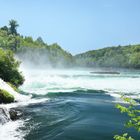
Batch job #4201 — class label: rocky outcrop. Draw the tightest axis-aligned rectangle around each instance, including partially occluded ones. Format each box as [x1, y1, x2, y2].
[9, 109, 22, 120]
[0, 107, 22, 125]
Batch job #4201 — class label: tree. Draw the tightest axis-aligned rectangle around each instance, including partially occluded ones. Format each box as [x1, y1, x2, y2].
[9, 19, 19, 35]
[1, 26, 9, 32]
[24, 36, 33, 43]
[36, 37, 44, 44]
[0, 48, 24, 87]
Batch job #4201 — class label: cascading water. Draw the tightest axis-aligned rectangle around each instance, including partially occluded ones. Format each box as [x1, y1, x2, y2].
[0, 107, 10, 125]
[0, 78, 29, 102]
[0, 76, 49, 140]
[0, 78, 26, 125]
[0, 78, 31, 140]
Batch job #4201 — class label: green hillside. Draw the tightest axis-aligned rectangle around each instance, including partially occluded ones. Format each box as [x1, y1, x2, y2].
[75, 45, 140, 68]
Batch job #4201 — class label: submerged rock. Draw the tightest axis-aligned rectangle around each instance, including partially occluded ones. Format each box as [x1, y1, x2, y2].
[90, 71, 120, 74]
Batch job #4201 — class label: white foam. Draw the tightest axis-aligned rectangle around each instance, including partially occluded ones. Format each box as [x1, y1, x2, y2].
[0, 120, 25, 140]
[1, 98, 49, 109]
[20, 69, 140, 97]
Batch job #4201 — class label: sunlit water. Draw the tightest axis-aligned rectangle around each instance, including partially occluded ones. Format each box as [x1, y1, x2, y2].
[1, 68, 140, 140]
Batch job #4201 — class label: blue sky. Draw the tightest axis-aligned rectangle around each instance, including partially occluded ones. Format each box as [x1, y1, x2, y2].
[0, 0, 140, 54]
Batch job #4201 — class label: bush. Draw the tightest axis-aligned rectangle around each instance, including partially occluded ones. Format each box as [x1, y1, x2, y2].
[114, 96, 140, 140]
[0, 48, 24, 87]
[0, 89, 14, 103]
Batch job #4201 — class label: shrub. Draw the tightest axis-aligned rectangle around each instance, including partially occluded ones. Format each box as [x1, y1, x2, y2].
[0, 89, 14, 103]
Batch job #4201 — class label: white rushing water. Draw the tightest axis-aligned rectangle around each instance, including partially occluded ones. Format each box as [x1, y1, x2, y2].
[0, 120, 25, 140]
[0, 78, 26, 140]
[20, 68, 140, 98]
[0, 78, 29, 102]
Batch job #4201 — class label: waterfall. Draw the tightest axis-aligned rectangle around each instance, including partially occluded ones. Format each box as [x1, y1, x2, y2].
[0, 107, 11, 125]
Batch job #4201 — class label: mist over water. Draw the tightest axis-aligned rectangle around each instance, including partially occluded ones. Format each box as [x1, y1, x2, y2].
[16, 48, 53, 69]
[1, 61, 140, 140]
[16, 46, 73, 69]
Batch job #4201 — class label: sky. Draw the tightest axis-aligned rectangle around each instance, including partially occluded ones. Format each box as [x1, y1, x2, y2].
[0, 0, 140, 54]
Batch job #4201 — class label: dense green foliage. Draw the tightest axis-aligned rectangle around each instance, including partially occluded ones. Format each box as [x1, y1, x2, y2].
[75, 45, 140, 68]
[114, 96, 140, 140]
[0, 20, 74, 68]
[114, 133, 134, 140]
[0, 48, 24, 87]
[0, 89, 14, 103]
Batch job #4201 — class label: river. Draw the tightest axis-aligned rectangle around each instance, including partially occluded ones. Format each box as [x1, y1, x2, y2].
[1, 68, 140, 140]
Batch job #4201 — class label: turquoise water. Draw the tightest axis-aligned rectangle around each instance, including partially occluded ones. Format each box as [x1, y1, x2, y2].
[3, 69, 140, 140]
[21, 91, 140, 140]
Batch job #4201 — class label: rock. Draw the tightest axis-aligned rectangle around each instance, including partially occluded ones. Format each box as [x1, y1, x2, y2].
[90, 71, 120, 74]
[9, 109, 22, 120]
[9, 109, 18, 120]
[0, 89, 14, 104]
[0, 107, 22, 124]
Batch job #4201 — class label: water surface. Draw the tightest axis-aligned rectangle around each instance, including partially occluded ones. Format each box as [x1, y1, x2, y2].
[2, 68, 140, 140]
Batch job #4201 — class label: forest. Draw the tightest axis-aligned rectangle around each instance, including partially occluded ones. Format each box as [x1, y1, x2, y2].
[75, 44, 140, 68]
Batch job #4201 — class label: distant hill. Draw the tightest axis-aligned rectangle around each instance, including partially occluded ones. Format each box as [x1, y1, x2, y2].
[75, 45, 140, 68]
[0, 23, 74, 68]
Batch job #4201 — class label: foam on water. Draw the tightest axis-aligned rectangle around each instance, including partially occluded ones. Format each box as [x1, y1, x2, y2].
[0, 120, 25, 140]
[20, 69, 140, 97]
